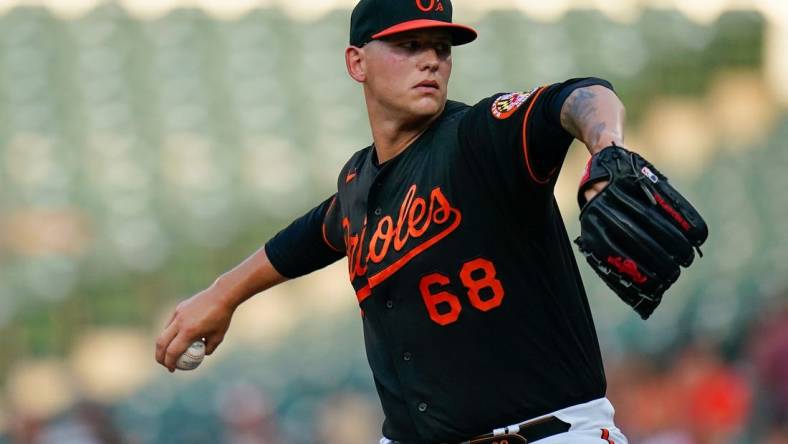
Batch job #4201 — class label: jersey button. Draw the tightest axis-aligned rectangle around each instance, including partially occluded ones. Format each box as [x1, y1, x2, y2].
[403, 352, 412, 361]
[386, 300, 394, 309]
[374, 208, 382, 216]
[418, 402, 428, 412]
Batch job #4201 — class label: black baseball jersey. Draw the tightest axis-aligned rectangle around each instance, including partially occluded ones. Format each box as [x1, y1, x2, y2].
[266, 77, 613, 443]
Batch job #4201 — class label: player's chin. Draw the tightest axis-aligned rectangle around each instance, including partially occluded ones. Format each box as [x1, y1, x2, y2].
[410, 95, 445, 116]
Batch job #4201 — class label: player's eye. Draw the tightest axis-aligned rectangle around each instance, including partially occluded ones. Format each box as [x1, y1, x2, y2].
[399, 40, 422, 51]
[393, 39, 451, 57]
[434, 42, 451, 56]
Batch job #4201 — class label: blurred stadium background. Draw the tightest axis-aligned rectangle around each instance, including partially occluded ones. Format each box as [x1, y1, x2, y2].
[0, 0, 787, 443]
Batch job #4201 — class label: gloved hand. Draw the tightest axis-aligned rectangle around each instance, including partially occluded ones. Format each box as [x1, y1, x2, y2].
[575, 145, 709, 319]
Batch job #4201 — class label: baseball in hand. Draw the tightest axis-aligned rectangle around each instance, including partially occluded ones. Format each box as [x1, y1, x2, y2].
[176, 340, 206, 370]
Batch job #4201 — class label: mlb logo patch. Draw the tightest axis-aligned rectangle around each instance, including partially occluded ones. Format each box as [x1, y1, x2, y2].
[641, 166, 659, 183]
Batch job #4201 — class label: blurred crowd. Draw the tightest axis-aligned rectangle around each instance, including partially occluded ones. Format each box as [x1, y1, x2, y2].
[608, 298, 788, 444]
[0, 4, 782, 444]
[4, 389, 381, 444]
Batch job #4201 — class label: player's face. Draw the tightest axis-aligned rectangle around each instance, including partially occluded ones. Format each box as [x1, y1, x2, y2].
[362, 29, 452, 120]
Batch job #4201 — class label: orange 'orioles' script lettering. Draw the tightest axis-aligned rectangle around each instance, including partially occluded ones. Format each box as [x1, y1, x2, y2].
[345, 185, 462, 300]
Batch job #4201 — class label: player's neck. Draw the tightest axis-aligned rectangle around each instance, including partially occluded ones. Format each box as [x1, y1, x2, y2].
[367, 106, 441, 164]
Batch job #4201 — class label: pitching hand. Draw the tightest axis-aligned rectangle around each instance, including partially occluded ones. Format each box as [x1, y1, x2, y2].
[155, 284, 235, 372]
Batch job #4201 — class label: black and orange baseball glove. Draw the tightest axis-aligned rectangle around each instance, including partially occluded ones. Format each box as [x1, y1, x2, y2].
[575, 145, 708, 319]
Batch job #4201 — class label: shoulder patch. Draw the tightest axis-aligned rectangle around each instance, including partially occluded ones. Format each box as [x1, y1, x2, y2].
[491, 89, 536, 120]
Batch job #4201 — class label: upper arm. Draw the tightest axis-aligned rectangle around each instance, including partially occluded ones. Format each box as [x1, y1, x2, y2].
[264, 194, 346, 279]
[559, 83, 623, 154]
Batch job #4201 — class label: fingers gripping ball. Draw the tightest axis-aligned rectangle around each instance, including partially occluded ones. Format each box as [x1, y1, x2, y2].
[176, 340, 206, 370]
[575, 145, 708, 319]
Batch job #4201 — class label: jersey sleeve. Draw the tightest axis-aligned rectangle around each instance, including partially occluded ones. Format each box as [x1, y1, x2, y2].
[458, 77, 614, 188]
[264, 194, 346, 279]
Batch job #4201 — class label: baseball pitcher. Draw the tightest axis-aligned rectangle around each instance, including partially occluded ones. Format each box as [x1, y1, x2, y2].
[156, 1, 708, 442]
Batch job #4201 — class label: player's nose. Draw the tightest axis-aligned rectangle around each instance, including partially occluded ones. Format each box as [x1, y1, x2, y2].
[419, 48, 440, 72]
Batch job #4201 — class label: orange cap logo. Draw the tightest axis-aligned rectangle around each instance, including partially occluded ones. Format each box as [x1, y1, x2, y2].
[416, 0, 444, 12]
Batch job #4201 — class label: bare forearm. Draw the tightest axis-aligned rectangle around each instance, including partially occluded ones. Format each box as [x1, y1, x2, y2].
[155, 245, 288, 369]
[560, 85, 625, 154]
[212, 246, 288, 310]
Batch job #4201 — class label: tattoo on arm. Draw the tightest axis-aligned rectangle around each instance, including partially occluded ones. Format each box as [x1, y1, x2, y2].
[560, 88, 597, 137]
[560, 85, 625, 153]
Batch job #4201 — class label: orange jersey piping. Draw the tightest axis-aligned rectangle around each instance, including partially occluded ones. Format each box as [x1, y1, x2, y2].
[521, 86, 556, 185]
[322, 196, 344, 253]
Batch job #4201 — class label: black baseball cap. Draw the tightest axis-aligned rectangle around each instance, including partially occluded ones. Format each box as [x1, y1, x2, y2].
[350, 0, 478, 47]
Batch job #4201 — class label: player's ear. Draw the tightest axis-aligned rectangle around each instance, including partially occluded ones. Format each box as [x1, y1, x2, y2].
[345, 46, 366, 83]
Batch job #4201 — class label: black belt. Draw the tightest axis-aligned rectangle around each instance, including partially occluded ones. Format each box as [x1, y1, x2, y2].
[461, 416, 571, 444]
[392, 416, 571, 444]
